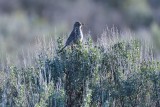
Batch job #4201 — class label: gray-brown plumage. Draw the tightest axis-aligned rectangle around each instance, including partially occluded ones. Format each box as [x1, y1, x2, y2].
[59, 22, 83, 53]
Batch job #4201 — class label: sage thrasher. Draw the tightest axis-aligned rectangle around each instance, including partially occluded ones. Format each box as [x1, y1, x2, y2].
[59, 22, 83, 52]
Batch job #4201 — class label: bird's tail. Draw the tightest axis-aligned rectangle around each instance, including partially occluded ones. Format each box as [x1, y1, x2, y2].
[58, 45, 66, 53]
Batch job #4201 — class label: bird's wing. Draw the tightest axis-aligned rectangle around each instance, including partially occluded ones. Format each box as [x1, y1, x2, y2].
[65, 31, 76, 46]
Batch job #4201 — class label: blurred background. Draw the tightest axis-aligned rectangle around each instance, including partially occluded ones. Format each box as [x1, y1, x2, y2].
[0, 0, 160, 66]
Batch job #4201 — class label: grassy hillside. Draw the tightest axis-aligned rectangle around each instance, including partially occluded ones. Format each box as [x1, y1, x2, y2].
[0, 30, 160, 107]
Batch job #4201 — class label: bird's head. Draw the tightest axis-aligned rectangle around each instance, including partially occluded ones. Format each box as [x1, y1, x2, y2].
[74, 22, 84, 28]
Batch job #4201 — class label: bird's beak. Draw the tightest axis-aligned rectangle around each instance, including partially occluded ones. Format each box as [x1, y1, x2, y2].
[81, 23, 84, 26]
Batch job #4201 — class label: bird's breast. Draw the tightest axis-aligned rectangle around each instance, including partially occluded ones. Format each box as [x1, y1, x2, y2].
[74, 27, 83, 42]
[80, 30, 83, 42]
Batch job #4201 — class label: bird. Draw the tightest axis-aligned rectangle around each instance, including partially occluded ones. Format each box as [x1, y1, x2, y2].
[59, 21, 84, 53]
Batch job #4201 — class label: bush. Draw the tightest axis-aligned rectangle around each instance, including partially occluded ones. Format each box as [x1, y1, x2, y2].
[0, 34, 160, 107]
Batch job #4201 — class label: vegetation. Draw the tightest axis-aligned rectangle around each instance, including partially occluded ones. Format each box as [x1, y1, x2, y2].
[0, 30, 160, 107]
[0, 0, 160, 106]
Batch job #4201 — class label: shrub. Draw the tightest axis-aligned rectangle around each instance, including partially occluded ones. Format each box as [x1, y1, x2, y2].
[0, 33, 160, 107]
